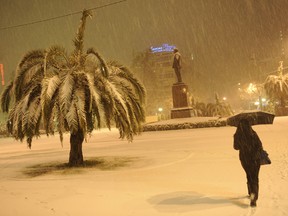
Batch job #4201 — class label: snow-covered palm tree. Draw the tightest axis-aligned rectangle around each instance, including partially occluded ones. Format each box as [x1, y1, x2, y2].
[264, 61, 288, 107]
[0, 10, 146, 166]
[206, 93, 233, 117]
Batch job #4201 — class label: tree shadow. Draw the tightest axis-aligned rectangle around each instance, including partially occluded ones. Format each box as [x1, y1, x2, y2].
[148, 191, 248, 213]
[22, 156, 138, 177]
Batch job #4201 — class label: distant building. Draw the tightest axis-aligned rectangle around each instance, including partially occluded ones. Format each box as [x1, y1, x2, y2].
[132, 44, 194, 119]
[150, 44, 176, 92]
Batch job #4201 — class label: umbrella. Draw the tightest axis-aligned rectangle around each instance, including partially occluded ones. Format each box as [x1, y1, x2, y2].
[227, 110, 275, 127]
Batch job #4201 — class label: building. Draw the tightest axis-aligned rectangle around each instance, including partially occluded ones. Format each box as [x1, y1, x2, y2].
[132, 44, 193, 119]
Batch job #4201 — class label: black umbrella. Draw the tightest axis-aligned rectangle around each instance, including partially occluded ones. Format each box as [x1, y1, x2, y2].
[227, 110, 275, 127]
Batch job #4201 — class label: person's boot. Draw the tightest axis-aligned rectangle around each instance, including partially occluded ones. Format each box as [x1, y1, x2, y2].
[250, 193, 257, 207]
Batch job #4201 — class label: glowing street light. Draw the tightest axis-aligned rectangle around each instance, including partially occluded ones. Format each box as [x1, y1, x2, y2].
[246, 83, 256, 94]
[157, 107, 163, 121]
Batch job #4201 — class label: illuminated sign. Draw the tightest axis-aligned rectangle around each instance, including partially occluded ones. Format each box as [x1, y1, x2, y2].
[0, 64, 4, 86]
[150, 44, 176, 53]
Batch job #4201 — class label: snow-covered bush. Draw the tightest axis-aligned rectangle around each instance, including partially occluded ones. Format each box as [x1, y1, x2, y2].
[143, 119, 227, 132]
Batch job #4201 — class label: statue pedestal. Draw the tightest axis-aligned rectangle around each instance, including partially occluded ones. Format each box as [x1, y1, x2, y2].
[171, 82, 193, 119]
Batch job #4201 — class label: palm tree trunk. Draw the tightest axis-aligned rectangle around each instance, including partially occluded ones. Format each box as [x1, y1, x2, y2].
[69, 130, 84, 166]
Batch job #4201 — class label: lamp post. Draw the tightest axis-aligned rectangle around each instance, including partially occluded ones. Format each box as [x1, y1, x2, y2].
[158, 107, 163, 121]
[246, 83, 264, 110]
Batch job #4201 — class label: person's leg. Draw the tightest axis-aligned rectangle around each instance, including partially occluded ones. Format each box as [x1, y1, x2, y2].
[249, 164, 260, 206]
[242, 163, 252, 196]
[247, 182, 251, 196]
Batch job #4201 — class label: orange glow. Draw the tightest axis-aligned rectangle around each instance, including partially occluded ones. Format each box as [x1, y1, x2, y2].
[0, 64, 4, 85]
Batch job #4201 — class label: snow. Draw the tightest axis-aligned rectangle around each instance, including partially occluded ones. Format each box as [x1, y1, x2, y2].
[146, 116, 221, 125]
[0, 116, 288, 216]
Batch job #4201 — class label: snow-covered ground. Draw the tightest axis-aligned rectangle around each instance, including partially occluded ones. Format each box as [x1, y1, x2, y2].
[0, 116, 287, 216]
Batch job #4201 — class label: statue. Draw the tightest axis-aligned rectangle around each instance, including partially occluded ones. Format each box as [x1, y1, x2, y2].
[172, 48, 182, 83]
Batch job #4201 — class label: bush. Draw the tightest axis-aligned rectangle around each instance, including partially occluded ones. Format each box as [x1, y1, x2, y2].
[0, 122, 9, 137]
[143, 119, 227, 132]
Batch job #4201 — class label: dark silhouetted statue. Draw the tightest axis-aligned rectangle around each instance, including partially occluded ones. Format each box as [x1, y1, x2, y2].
[172, 48, 182, 83]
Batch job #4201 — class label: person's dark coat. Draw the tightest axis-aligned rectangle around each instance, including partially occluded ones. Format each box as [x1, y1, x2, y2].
[234, 127, 263, 165]
[233, 119, 263, 207]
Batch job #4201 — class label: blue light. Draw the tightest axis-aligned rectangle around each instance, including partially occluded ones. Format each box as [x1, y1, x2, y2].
[150, 44, 176, 53]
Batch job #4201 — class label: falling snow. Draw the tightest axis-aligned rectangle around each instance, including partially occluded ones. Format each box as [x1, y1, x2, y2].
[1, 0, 288, 103]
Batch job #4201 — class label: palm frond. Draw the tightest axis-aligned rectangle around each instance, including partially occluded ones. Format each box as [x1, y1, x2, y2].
[108, 61, 146, 103]
[41, 75, 61, 134]
[6, 105, 15, 134]
[108, 83, 145, 141]
[29, 97, 42, 134]
[127, 93, 145, 122]
[10, 99, 26, 142]
[20, 94, 30, 131]
[1, 80, 14, 112]
[72, 9, 92, 67]
[41, 75, 61, 102]
[17, 49, 45, 70]
[66, 101, 79, 134]
[22, 96, 42, 143]
[74, 88, 87, 139]
[86, 73, 102, 129]
[264, 74, 288, 98]
[86, 48, 109, 77]
[73, 9, 92, 52]
[91, 74, 115, 129]
[106, 80, 132, 133]
[59, 71, 75, 114]
[55, 103, 65, 145]
[5, 81, 43, 148]
[45, 45, 69, 73]
[14, 51, 45, 101]
[117, 83, 145, 122]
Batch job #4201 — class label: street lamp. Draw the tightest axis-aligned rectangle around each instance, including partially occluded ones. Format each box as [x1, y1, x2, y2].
[247, 83, 256, 94]
[158, 107, 163, 120]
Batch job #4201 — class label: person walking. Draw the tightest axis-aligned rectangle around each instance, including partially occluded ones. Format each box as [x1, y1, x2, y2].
[233, 119, 263, 207]
[172, 48, 183, 83]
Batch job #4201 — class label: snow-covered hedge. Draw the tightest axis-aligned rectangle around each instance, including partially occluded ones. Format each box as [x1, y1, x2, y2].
[143, 119, 227, 131]
[0, 122, 9, 137]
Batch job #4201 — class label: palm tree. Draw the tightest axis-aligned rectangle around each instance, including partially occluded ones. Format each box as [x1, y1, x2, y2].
[264, 61, 288, 108]
[0, 10, 146, 166]
[206, 93, 233, 117]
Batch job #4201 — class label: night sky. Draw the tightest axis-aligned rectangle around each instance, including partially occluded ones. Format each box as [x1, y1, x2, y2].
[1, 0, 288, 100]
